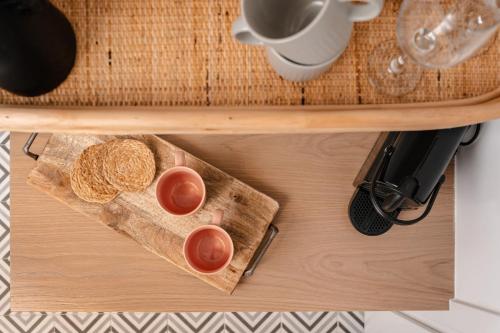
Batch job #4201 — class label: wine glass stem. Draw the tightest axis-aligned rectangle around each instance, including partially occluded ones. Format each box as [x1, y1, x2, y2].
[388, 55, 407, 75]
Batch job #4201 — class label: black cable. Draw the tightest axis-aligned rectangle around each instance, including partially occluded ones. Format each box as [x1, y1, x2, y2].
[460, 124, 481, 146]
[368, 145, 446, 226]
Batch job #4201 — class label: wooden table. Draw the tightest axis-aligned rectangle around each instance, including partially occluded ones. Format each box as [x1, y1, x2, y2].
[10, 132, 454, 312]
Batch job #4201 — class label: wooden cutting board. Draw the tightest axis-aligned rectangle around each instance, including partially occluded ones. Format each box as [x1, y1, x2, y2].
[25, 134, 279, 294]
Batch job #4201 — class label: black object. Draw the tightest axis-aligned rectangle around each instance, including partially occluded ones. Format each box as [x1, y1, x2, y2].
[349, 187, 394, 236]
[0, 0, 76, 96]
[460, 124, 481, 147]
[349, 126, 478, 236]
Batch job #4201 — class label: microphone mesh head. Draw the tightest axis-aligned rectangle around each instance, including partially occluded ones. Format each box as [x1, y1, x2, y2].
[349, 188, 394, 236]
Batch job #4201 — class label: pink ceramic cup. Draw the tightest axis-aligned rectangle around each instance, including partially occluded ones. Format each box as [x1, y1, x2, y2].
[156, 150, 206, 216]
[183, 210, 234, 275]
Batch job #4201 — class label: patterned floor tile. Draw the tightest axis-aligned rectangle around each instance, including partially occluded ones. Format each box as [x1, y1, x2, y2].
[225, 312, 282, 333]
[110, 312, 168, 333]
[0, 312, 52, 333]
[337, 312, 363, 333]
[0, 133, 9, 147]
[0, 145, 9, 204]
[0, 259, 10, 315]
[282, 312, 337, 333]
[52, 312, 110, 333]
[168, 312, 225, 333]
[0, 203, 10, 259]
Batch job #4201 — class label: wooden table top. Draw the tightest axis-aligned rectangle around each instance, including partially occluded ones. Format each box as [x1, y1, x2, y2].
[10, 132, 454, 312]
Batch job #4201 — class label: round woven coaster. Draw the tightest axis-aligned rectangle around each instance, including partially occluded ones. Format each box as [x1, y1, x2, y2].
[103, 139, 156, 192]
[70, 144, 120, 203]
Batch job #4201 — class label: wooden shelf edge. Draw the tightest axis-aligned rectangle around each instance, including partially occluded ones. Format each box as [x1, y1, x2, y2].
[1, 88, 499, 134]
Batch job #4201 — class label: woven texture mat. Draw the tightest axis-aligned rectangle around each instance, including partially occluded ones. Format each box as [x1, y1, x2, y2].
[1, 0, 499, 107]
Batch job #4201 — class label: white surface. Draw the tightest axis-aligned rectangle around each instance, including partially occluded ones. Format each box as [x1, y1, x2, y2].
[365, 312, 433, 333]
[454, 121, 500, 312]
[404, 300, 500, 333]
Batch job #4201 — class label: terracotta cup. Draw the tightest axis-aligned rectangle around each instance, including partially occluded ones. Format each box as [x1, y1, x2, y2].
[156, 150, 206, 216]
[183, 210, 234, 274]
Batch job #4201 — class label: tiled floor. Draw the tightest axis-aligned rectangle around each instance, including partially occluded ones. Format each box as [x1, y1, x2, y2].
[0, 132, 364, 333]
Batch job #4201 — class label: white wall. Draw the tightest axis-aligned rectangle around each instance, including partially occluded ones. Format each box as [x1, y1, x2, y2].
[454, 121, 500, 312]
[367, 121, 500, 333]
[365, 312, 439, 333]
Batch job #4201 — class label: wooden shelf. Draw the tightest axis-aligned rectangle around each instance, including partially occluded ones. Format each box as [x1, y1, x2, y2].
[1, 87, 499, 134]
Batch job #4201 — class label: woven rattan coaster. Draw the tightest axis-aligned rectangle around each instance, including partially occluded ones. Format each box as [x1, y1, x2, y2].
[103, 139, 156, 192]
[70, 144, 120, 203]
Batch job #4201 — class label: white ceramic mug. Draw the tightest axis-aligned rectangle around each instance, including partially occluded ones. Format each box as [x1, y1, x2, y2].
[232, 0, 384, 65]
[266, 47, 340, 82]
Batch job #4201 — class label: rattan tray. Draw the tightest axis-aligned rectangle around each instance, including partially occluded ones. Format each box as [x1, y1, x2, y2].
[0, 0, 499, 133]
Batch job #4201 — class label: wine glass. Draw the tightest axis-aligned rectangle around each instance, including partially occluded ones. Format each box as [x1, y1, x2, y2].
[368, 0, 500, 97]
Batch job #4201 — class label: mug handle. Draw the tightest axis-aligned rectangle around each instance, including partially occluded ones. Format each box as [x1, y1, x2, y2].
[174, 150, 186, 167]
[232, 16, 264, 45]
[212, 209, 224, 226]
[340, 0, 384, 22]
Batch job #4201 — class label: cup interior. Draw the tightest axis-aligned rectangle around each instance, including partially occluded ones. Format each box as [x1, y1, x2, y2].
[245, 0, 326, 39]
[184, 226, 233, 274]
[156, 167, 205, 215]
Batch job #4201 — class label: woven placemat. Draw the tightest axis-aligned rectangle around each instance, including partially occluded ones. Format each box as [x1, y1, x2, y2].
[1, 0, 498, 107]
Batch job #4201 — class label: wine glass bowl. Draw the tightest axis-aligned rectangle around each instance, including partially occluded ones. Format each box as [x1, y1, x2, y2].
[368, 0, 500, 96]
[398, 0, 500, 69]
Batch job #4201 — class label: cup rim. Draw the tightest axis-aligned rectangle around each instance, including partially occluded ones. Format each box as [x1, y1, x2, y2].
[267, 47, 340, 68]
[241, 0, 331, 44]
[183, 224, 234, 275]
[155, 165, 206, 217]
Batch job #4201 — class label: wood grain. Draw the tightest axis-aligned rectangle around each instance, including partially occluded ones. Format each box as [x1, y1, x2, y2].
[1, 88, 499, 134]
[11, 132, 454, 312]
[24, 134, 279, 294]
